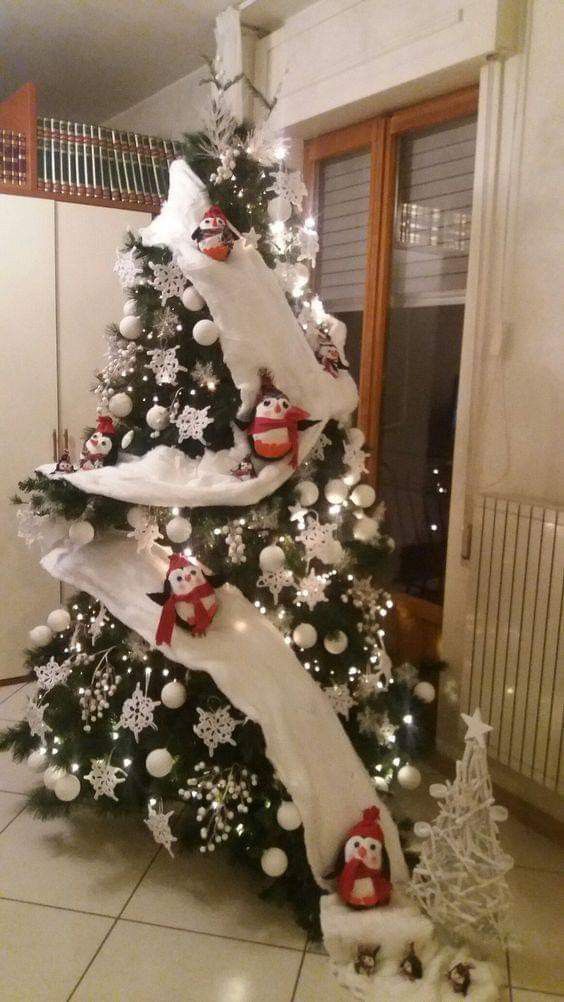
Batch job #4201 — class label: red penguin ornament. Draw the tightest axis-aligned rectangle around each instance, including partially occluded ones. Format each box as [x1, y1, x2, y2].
[148, 554, 218, 645]
[238, 371, 318, 469]
[79, 416, 118, 470]
[191, 205, 235, 261]
[335, 807, 392, 909]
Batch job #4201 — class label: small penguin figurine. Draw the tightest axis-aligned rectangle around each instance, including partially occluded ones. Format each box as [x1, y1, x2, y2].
[447, 962, 474, 996]
[191, 205, 235, 261]
[148, 554, 219, 645]
[79, 416, 118, 470]
[231, 455, 257, 481]
[315, 329, 349, 378]
[238, 370, 318, 469]
[333, 806, 392, 909]
[354, 944, 380, 977]
[52, 449, 75, 475]
[399, 942, 423, 981]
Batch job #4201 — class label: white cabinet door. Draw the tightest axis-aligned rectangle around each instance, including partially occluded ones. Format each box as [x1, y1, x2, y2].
[56, 203, 151, 453]
[0, 196, 59, 680]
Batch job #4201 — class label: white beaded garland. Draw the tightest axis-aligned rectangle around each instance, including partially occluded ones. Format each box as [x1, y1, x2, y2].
[295, 480, 319, 506]
[46, 608, 71, 633]
[119, 315, 142, 340]
[414, 681, 436, 703]
[193, 319, 219, 346]
[353, 516, 379, 542]
[109, 392, 133, 418]
[146, 404, 170, 431]
[259, 545, 285, 572]
[276, 801, 302, 831]
[397, 764, 422, 790]
[127, 506, 148, 529]
[166, 516, 192, 543]
[145, 748, 174, 778]
[324, 479, 348, 504]
[54, 773, 81, 801]
[182, 286, 205, 311]
[350, 484, 376, 508]
[292, 623, 317, 649]
[267, 196, 292, 222]
[323, 630, 348, 655]
[161, 680, 188, 708]
[68, 520, 95, 546]
[261, 846, 288, 877]
[43, 765, 65, 790]
[27, 749, 47, 771]
[29, 624, 53, 648]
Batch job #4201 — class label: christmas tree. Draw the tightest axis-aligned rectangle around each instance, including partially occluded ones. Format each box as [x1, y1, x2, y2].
[0, 69, 430, 935]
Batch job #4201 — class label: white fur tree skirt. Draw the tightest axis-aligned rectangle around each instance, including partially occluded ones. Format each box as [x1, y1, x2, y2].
[41, 535, 408, 890]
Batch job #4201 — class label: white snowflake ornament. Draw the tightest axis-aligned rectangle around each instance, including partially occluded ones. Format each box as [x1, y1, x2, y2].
[146, 345, 186, 386]
[242, 226, 260, 249]
[85, 758, 127, 800]
[297, 227, 320, 265]
[34, 656, 72, 692]
[149, 260, 185, 304]
[296, 513, 344, 568]
[171, 404, 213, 444]
[127, 519, 162, 554]
[114, 247, 143, 289]
[296, 570, 329, 611]
[268, 169, 308, 208]
[309, 432, 331, 463]
[193, 705, 240, 757]
[191, 361, 216, 388]
[343, 438, 369, 480]
[26, 698, 51, 739]
[145, 805, 177, 857]
[324, 684, 356, 719]
[257, 567, 294, 604]
[119, 682, 160, 742]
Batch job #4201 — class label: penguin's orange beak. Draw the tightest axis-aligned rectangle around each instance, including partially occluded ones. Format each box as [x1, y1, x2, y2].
[357, 845, 367, 859]
[275, 402, 282, 414]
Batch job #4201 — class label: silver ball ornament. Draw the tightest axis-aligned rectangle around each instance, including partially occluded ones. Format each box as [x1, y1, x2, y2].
[397, 764, 422, 790]
[109, 392, 133, 418]
[324, 479, 348, 504]
[146, 405, 170, 431]
[46, 608, 71, 633]
[145, 748, 174, 778]
[259, 545, 285, 572]
[29, 624, 53, 648]
[54, 773, 81, 801]
[323, 630, 348, 655]
[182, 286, 205, 311]
[118, 315, 142, 340]
[166, 516, 192, 543]
[292, 623, 317, 649]
[350, 484, 376, 508]
[261, 847, 288, 877]
[276, 802, 302, 831]
[193, 319, 219, 346]
[161, 680, 187, 709]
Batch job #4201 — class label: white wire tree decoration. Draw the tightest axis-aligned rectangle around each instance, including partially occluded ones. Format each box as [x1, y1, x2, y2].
[410, 708, 513, 950]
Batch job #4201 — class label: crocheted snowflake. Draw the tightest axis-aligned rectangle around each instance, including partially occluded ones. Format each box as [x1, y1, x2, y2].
[113, 247, 143, 289]
[257, 567, 294, 604]
[146, 345, 187, 386]
[268, 169, 307, 208]
[343, 439, 369, 480]
[172, 404, 213, 444]
[85, 759, 127, 800]
[149, 260, 185, 304]
[193, 705, 240, 757]
[34, 656, 72, 693]
[324, 684, 356, 720]
[127, 520, 162, 554]
[26, 698, 51, 739]
[309, 432, 331, 463]
[296, 513, 344, 568]
[296, 570, 329, 611]
[118, 682, 160, 742]
[145, 805, 177, 857]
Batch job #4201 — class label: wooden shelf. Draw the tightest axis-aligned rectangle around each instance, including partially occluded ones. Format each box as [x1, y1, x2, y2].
[0, 183, 155, 213]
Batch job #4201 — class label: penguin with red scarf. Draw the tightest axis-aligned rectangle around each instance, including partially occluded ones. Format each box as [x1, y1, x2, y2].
[148, 554, 221, 646]
[79, 416, 119, 470]
[191, 205, 236, 262]
[331, 806, 392, 909]
[237, 370, 318, 469]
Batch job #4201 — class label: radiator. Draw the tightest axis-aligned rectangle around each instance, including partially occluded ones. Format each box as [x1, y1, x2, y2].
[463, 495, 563, 794]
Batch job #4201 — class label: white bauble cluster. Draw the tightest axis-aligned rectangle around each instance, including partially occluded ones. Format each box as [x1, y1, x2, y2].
[161, 680, 187, 708]
[166, 516, 191, 543]
[292, 623, 317, 649]
[146, 748, 174, 778]
[295, 480, 319, 506]
[146, 405, 169, 431]
[119, 315, 142, 340]
[324, 479, 348, 505]
[68, 520, 95, 546]
[276, 801, 302, 831]
[397, 764, 422, 790]
[109, 392, 133, 418]
[261, 847, 288, 877]
[323, 630, 348, 655]
[193, 319, 219, 346]
[259, 545, 285, 572]
[182, 286, 205, 311]
[350, 484, 376, 508]
[414, 681, 436, 704]
[28, 624, 53, 648]
[353, 516, 379, 542]
[46, 608, 71, 633]
[54, 773, 81, 801]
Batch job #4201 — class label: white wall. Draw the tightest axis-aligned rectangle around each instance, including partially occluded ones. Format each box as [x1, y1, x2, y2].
[106, 65, 207, 138]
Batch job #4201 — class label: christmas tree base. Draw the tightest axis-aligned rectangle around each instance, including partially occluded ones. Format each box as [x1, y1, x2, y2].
[321, 894, 502, 1000]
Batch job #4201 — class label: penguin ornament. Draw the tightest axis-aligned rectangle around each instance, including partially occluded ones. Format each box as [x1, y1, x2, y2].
[149, 554, 219, 646]
[191, 205, 235, 262]
[332, 806, 392, 909]
[239, 371, 318, 469]
[79, 416, 119, 470]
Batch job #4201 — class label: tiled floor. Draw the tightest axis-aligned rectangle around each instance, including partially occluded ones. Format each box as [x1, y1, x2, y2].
[0, 682, 563, 1001]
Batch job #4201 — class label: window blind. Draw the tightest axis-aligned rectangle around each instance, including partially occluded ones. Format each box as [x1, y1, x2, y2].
[315, 150, 371, 312]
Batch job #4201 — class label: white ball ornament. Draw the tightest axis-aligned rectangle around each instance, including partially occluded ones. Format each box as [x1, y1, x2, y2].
[259, 545, 285, 572]
[27, 750, 47, 771]
[292, 623, 317, 649]
[182, 286, 205, 311]
[277, 801, 302, 831]
[324, 479, 348, 505]
[348, 427, 365, 447]
[261, 847, 288, 877]
[324, 630, 348, 655]
[43, 766, 65, 790]
[353, 517, 379, 542]
[413, 821, 432, 839]
[397, 764, 422, 790]
[109, 392, 133, 418]
[161, 680, 187, 709]
[46, 608, 71, 633]
[54, 773, 81, 801]
[119, 315, 142, 340]
[127, 506, 147, 529]
[414, 681, 436, 704]
[375, 776, 389, 793]
[295, 480, 319, 506]
[166, 516, 192, 543]
[350, 484, 376, 508]
[29, 624, 53, 648]
[146, 748, 174, 778]
[268, 196, 292, 222]
[122, 298, 138, 317]
[146, 404, 170, 431]
[68, 520, 95, 546]
[193, 319, 219, 346]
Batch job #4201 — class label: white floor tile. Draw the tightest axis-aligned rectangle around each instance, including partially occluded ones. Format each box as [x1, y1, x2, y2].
[0, 748, 39, 794]
[294, 953, 352, 1002]
[0, 681, 35, 717]
[123, 846, 306, 950]
[0, 681, 28, 704]
[0, 898, 111, 1001]
[508, 867, 564, 994]
[502, 814, 564, 873]
[0, 790, 26, 831]
[0, 807, 158, 915]
[72, 919, 301, 1002]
